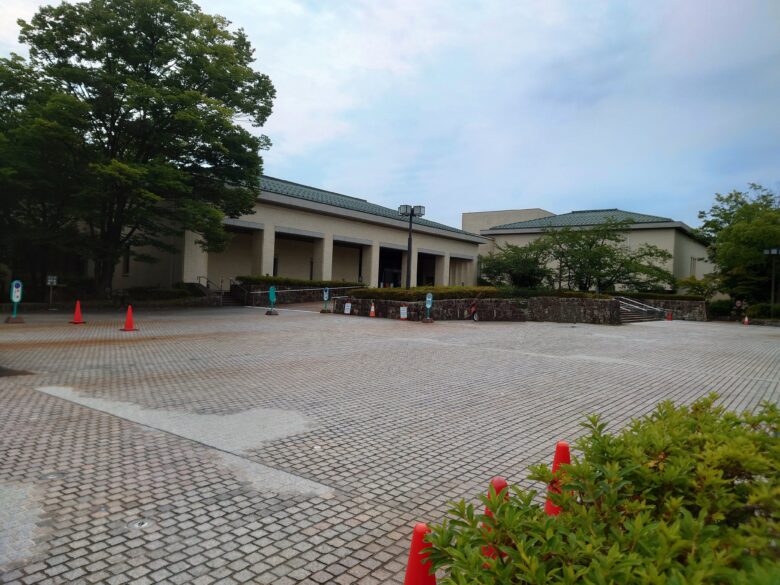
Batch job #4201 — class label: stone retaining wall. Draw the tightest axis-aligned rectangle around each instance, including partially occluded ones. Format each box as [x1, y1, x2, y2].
[637, 299, 708, 321]
[332, 298, 525, 321]
[527, 297, 621, 325]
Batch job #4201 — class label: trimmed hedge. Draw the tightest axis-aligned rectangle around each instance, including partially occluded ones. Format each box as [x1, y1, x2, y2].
[235, 275, 362, 288]
[708, 299, 734, 317]
[427, 395, 780, 584]
[746, 303, 780, 319]
[349, 286, 611, 302]
[615, 291, 706, 301]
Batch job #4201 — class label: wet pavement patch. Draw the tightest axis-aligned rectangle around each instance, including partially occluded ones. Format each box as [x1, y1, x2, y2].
[0, 367, 32, 377]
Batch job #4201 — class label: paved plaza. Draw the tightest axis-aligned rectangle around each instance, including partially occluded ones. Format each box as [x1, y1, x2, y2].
[1, 307, 778, 584]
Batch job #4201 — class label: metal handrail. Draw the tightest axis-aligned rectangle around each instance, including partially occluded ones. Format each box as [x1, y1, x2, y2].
[197, 276, 226, 305]
[228, 278, 250, 305]
[614, 296, 666, 314]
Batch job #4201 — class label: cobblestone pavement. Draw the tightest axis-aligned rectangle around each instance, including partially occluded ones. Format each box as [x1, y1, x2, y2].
[1, 308, 778, 584]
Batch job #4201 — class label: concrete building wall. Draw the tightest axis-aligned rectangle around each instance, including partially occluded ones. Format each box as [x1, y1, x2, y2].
[332, 245, 361, 282]
[463, 209, 554, 256]
[207, 232, 253, 287]
[274, 237, 314, 280]
[673, 231, 711, 279]
[112, 235, 183, 290]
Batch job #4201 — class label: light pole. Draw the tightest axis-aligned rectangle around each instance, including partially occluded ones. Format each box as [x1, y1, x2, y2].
[398, 204, 425, 289]
[764, 248, 779, 318]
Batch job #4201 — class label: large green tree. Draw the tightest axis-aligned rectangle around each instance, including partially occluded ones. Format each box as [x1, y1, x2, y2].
[697, 184, 780, 301]
[480, 240, 552, 288]
[544, 219, 674, 292]
[0, 0, 275, 291]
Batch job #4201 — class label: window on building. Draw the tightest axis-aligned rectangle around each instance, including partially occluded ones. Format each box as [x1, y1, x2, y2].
[122, 251, 131, 276]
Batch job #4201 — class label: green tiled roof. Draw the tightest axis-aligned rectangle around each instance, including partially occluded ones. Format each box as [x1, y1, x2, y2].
[491, 209, 673, 230]
[260, 176, 478, 237]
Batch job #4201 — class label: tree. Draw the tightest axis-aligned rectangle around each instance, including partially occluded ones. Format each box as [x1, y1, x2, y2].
[1, 0, 275, 292]
[543, 219, 674, 292]
[697, 185, 780, 301]
[480, 240, 552, 288]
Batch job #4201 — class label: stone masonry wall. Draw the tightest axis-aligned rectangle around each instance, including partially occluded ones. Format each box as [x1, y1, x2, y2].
[332, 298, 525, 321]
[638, 299, 708, 321]
[527, 297, 621, 325]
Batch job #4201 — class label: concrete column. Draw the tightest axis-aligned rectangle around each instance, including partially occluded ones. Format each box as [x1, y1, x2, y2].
[362, 243, 380, 287]
[313, 234, 333, 281]
[182, 230, 208, 283]
[464, 258, 477, 285]
[251, 230, 263, 275]
[400, 247, 419, 287]
[435, 253, 450, 286]
[260, 226, 275, 276]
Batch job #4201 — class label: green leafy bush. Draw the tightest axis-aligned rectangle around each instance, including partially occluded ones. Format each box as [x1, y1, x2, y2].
[615, 291, 705, 301]
[708, 299, 734, 318]
[427, 395, 780, 584]
[236, 275, 362, 288]
[746, 303, 780, 319]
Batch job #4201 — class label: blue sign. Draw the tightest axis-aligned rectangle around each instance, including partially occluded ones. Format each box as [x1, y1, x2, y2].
[10, 280, 22, 319]
[323, 287, 330, 301]
[268, 286, 277, 307]
[425, 292, 433, 309]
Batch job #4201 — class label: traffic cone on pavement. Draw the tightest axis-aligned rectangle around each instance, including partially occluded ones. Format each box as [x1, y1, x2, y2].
[743, 315, 749, 326]
[544, 441, 571, 516]
[666, 311, 673, 321]
[70, 300, 86, 325]
[370, 302, 376, 318]
[482, 477, 509, 561]
[403, 523, 436, 585]
[120, 305, 138, 332]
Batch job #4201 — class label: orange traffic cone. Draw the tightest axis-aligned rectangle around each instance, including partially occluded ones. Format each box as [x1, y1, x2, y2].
[370, 302, 376, 318]
[403, 523, 436, 585]
[120, 305, 138, 332]
[544, 441, 571, 516]
[743, 315, 749, 326]
[482, 477, 509, 561]
[70, 300, 86, 325]
[666, 311, 673, 321]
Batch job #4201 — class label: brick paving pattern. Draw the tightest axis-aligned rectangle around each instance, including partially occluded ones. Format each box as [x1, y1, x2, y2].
[1, 308, 778, 584]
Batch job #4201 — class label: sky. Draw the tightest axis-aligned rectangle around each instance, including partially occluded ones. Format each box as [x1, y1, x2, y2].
[2, 1, 779, 230]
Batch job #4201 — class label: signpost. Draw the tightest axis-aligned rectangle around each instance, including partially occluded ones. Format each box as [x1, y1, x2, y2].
[6, 280, 24, 324]
[322, 287, 330, 313]
[422, 292, 434, 323]
[344, 302, 352, 315]
[265, 285, 279, 316]
[47, 275, 57, 309]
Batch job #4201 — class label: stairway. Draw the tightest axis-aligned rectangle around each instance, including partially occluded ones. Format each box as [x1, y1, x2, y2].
[615, 296, 665, 324]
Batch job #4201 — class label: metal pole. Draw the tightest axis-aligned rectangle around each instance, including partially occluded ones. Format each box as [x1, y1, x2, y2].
[406, 211, 414, 289]
[772, 257, 776, 319]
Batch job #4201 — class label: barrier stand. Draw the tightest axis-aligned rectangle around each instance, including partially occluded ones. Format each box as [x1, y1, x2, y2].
[266, 285, 279, 316]
[321, 287, 331, 313]
[422, 292, 434, 324]
[5, 280, 25, 324]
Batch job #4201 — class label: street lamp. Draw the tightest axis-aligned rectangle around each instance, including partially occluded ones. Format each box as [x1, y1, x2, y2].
[764, 248, 779, 318]
[398, 204, 425, 289]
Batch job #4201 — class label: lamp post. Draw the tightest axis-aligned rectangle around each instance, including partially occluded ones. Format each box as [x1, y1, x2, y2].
[764, 248, 779, 318]
[398, 204, 425, 289]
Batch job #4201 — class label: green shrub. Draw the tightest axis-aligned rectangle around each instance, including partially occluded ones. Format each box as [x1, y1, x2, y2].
[708, 299, 734, 317]
[615, 291, 705, 301]
[235, 275, 362, 288]
[427, 395, 780, 584]
[746, 303, 780, 319]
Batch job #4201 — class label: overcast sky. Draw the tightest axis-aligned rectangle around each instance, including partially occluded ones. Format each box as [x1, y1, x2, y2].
[3, 1, 779, 229]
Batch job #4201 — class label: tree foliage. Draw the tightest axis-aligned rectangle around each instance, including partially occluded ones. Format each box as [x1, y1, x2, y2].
[697, 185, 780, 302]
[480, 219, 675, 292]
[427, 395, 780, 584]
[0, 0, 275, 291]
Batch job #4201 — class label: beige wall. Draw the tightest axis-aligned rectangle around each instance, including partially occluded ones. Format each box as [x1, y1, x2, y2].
[463, 209, 554, 256]
[673, 231, 712, 280]
[332, 245, 361, 282]
[274, 237, 314, 280]
[207, 232, 253, 286]
[112, 234, 183, 290]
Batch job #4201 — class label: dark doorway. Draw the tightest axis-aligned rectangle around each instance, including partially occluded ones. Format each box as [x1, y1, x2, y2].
[417, 253, 437, 286]
[378, 248, 402, 287]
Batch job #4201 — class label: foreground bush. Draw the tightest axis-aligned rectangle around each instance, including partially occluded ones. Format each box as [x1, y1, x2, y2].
[427, 395, 780, 584]
[235, 275, 362, 288]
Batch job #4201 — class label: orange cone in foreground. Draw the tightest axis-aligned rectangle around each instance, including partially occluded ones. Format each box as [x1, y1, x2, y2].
[482, 476, 509, 561]
[370, 302, 376, 318]
[544, 441, 571, 516]
[743, 315, 749, 326]
[666, 311, 673, 321]
[120, 305, 138, 332]
[70, 300, 86, 325]
[403, 523, 436, 585]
